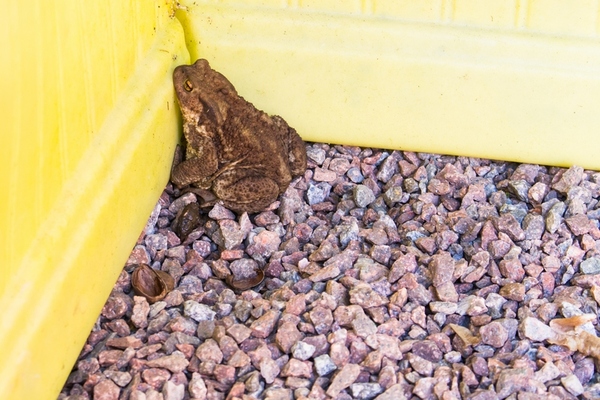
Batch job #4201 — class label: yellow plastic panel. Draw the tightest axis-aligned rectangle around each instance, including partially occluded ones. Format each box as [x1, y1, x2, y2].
[178, 0, 600, 170]
[298, 0, 361, 14]
[453, 0, 518, 28]
[0, 0, 188, 398]
[374, 1, 443, 22]
[527, 0, 599, 36]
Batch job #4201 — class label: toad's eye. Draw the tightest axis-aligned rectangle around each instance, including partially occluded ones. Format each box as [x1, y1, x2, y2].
[184, 80, 193, 92]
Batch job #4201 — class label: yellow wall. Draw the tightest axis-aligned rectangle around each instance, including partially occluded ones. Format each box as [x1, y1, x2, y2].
[0, 1, 187, 398]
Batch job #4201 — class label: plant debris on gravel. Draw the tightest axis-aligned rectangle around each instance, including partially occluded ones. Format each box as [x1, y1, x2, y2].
[60, 143, 600, 400]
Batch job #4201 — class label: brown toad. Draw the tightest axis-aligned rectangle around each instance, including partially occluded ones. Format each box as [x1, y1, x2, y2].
[171, 59, 307, 213]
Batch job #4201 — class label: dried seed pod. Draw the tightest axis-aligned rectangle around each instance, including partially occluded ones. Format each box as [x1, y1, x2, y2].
[226, 269, 265, 291]
[549, 314, 596, 332]
[549, 330, 600, 360]
[172, 202, 201, 240]
[131, 264, 175, 303]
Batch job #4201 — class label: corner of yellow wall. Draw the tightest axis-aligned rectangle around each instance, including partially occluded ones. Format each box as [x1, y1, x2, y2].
[0, 1, 188, 398]
[178, 0, 600, 170]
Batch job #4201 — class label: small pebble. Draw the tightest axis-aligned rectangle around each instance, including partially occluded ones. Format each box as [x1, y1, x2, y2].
[183, 300, 215, 322]
[314, 354, 337, 376]
[353, 185, 376, 207]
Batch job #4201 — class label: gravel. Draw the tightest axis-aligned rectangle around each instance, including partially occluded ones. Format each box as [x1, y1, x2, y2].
[60, 144, 600, 400]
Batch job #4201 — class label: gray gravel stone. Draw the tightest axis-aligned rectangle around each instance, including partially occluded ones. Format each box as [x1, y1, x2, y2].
[350, 382, 384, 400]
[354, 185, 376, 207]
[507, 179, 530, 201]
[306, 182, 331, 205]
[519, 317, 554, 342]
[546, 201, 566, 234]
[291, 341, 316, 361]
[314, 354, 337, 376]
[580, 257, 600, 274]
[183, 301, 215, 322]
[306, 147, 326, 165]
[347, 167, 364, 183]
[561, 374, 585, 397]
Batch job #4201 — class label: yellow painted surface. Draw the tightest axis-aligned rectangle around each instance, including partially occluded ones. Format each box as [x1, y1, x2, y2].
[180, 0, 600, 169]
[0, 1, 187, 398]
[4, 0, 600, 398]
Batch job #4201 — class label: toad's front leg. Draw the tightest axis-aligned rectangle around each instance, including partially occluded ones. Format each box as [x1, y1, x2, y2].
[171, 135, 219, 188]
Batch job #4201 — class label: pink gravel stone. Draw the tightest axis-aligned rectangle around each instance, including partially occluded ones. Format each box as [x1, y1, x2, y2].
[98, 350, 123, 367]
[281, 359, 313, 378]
[259, 358, 281, 384]
[126, 245, 151, 266]
[275, 321, 304, 354]
[227, 350, 251, 368]
[429, 252, 455, 287]
[142, 368, 171, 389]
[106, 336, 143, 350]
[479, 321, 509, 348]
[250, 310, 280, 338]
[326, 363, 361, 397]
[309, 264, 341, 282]
[195, 339, 223, 364]
[213, 364, 236, 385]
[145, 353, 189, 373]
[93, 379, 120, 400]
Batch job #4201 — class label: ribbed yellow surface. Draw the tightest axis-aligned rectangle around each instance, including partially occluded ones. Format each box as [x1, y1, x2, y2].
[0, 1, 187, 398]
[181, 0, 600, 169]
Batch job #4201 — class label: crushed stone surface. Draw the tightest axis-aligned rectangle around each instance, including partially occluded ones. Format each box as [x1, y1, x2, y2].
[60, 144, 600, 400]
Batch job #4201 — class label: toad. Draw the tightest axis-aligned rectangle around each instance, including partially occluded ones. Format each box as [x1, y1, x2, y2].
[171, 59, 307, 213]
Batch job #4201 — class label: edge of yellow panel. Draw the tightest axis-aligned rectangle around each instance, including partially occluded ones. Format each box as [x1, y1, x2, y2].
[179, 1, 600, 170]
[0, 8, 188, 400]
